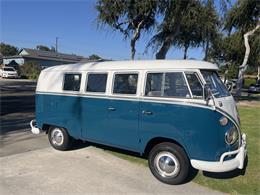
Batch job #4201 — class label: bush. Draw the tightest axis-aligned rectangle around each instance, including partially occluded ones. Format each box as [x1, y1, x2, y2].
[244, 77, 257, 88]
[219, 64, 239, 80]
[20, 61, 41, 80]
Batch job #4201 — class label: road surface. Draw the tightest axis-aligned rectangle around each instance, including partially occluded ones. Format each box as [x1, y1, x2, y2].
[0, 78, 49, 157]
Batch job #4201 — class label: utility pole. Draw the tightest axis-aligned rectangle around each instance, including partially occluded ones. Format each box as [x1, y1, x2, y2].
[55, 37, 58, 53]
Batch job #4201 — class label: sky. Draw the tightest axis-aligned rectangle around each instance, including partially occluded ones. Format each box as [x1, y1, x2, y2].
[1, 0, 205, 60]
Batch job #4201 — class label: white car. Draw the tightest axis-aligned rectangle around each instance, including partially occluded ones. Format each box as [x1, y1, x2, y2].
[0, 67, 19, 78]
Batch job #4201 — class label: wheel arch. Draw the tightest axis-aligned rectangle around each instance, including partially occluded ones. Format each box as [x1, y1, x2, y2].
[42, 124, 51, 134]
[41, 124, 69, 135]
[143, 137, 190, 159]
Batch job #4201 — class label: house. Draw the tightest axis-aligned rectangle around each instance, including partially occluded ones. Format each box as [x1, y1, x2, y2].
[3, 48, 86, 69]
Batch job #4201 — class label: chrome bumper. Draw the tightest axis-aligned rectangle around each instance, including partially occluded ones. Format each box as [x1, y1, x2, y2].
[190, 133, 247, 172]
[30, 120, 41, 134]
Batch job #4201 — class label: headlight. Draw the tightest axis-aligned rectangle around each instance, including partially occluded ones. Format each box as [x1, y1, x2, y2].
[225, 126, 238, 145]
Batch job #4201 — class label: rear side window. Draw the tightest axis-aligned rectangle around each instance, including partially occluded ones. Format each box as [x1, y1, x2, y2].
[113, 73, 138, 95]
[86, 73, 107, 93]
[185, 73, 203, 98]
[63, 73, 81, 91]
[145, 72, 191, 98]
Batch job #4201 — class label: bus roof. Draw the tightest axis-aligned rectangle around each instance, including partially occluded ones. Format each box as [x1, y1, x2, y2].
[43, 60, 218, 72]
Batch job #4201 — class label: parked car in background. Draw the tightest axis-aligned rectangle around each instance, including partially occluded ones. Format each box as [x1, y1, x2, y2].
[248, 80, 260, 94]
[0, 67, 19, 78]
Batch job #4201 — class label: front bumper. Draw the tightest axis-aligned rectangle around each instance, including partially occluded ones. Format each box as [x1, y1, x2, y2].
[190, 133, 247, 172]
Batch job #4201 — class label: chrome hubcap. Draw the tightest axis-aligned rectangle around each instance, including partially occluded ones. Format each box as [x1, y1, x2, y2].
[51, 128, 64, 146]
[154, 152, 180, 178]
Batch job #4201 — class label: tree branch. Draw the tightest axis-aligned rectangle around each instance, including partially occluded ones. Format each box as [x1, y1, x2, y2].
[130, 20, 145, 60]
[240, 24, 260, 69]
[235, 23, 260, 96]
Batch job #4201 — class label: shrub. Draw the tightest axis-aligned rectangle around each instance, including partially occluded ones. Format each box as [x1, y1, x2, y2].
[20, 61, 41, 80]
[244, 78, 257, 88]
[219, 64, 239, 80]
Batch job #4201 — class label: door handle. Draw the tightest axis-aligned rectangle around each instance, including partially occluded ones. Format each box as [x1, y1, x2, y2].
[142, 110, 153, 115]
[108, 107, 116, 111]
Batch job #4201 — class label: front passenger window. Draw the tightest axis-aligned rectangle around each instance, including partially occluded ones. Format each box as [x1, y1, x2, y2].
[145, 72, 191, 98]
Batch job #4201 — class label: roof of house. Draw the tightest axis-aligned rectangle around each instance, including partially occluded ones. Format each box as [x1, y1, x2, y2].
[3, 48, 85, 63]
[43, 60, 219, 72]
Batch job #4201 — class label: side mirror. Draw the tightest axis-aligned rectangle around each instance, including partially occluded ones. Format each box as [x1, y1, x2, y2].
[203, 84, 212, 101]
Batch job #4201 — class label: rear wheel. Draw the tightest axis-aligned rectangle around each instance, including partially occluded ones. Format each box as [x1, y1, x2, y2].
[148, 142, 189, 185]
[48, 126, 73, 151]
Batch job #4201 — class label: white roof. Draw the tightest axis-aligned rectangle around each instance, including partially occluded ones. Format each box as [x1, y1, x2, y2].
[43, 60, 218, 72]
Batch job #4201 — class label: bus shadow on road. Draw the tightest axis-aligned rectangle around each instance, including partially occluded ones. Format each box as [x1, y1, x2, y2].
[69, 140, 199, 184]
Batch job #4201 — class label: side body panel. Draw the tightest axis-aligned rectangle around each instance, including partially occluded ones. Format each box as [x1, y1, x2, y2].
[36, 94, 82, 139]
[140, 101, 237, 161]
[107, 99, 140, 150]
[81, 97, 110, 141]
[36, 93, 237, 162]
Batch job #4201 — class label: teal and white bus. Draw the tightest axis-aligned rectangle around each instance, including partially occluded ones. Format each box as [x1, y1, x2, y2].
[31, 60, 247, 184]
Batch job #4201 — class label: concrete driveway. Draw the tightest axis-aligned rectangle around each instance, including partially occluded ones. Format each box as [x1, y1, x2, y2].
[0, 146, 223, 195]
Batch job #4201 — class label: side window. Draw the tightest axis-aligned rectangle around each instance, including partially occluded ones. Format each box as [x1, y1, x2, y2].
[185, 73, 203, 98]
[63, 73, 81, 91]
[113, 73, 138, 95]
[145, 72, 191, 98]
[86, 73, 107, 93]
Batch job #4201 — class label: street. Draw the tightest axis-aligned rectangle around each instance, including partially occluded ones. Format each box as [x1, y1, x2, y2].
[0, 79, 223, 194]
[0, 79, 49, 157]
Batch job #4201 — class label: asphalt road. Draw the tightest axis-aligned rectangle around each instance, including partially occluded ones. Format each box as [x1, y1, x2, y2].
[0, 78, 223, 194]
[0, 78, 49, 157]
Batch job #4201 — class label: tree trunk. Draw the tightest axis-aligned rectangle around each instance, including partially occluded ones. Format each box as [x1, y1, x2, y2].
[183, 44, 189, 59]
[155, 40, 172, 59]
[257, 66, 260, 81]
[155, 6, 184, 60]
[204, 32, 209, 61]
[235, 24, 260, 96]
[130, 39, 136, 60]
[130, 20, 144, 60]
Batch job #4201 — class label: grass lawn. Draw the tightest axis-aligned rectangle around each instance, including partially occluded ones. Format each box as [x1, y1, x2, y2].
[107, 105, 260, 194]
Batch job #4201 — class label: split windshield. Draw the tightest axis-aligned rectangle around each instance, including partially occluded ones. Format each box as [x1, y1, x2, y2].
[201, 70, 230, 98]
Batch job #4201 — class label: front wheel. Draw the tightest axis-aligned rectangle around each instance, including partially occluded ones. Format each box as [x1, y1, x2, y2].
[148, 142, 189, 185]
[48, 126, 73, 151]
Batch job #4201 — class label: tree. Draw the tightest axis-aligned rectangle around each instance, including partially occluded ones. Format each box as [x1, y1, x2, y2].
[146, 0, 191, 59]
[96, 0, 158, 59]
[174, 0, 204, 59]
[0, 43, 18, 56]
[225, 0, 259, 96]
[36, 45, 56, 52]
[147, 0, 220, 60]
[88, 54, 102, 60]
[201, 0, 220, 61]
